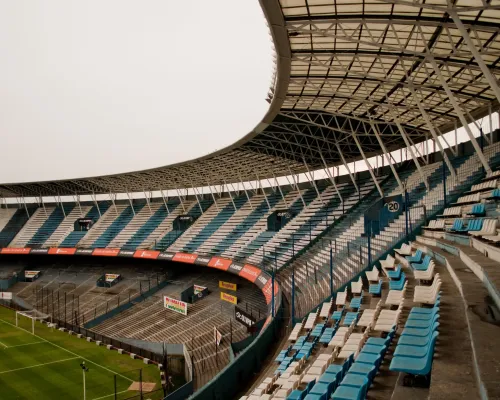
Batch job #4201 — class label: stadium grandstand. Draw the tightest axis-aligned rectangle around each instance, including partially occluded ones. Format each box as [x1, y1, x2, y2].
[1, 1, 500, 399]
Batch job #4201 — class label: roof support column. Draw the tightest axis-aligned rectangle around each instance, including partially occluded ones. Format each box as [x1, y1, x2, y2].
[191, 185, 205, 214]
[125, 191, 135, 216]
[223, 180, 237, 211]
[391, 114, 429, 190]
[143, 190, 152, 216]
[273, 172, 288, 208]
[408, 86, 456, 178]
[56, 195, 66, 218]
[427, 54, 492, 174]
[109, 193, 119, 216]
[22, 196, 30, 218]
[40, 195, 48, 217]
[256, 173, 271, 210]
[74, 194, 83, 217]
[319, 153, 342, 205]
[174, 187, 186, 213]
[303, 160, 324, 205]
[449, 9, 500, 107]
[368, 119, 404, 193]
[288, 166, 306, 207]
[91, 192, 101, 217]
[237, 174, 253, 210]
[208, 184, 220, 212]
[159, 190, 170, 214]
[350, 131, 384, 198]
[335, 143, 359, 193]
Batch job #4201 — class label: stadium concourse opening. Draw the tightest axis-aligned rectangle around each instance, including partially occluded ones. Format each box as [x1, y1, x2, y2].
[1, 0, 500, 399]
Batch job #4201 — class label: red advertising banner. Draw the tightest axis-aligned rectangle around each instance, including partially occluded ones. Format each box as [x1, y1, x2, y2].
[133, 250, 160, 259]
[261, 278, 280, 305]
[92, 248, 120, 257]
[173, 252, 198, 264]
[0, 248, 31, 255]
[239, 264, 261, 283]
[48, 248, 76, 255]
[208, 257, 231, 271]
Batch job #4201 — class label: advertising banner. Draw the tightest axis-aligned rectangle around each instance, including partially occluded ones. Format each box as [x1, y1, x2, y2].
[164, 296, 188, 316]
[48, 247, 76, 255]
[25, 271, 40, 280]
[239, 264, 261, 283]
[228, 263, 244, 275]
[133, 250, 160, 259]
[117, 250, 135, 257]
[173, 253, 197, 264]
[208, 257, 231, 271]
[234, 306, 256, 328]
[1, 248, 31, 255]
[92, 248, 120, 257]
[29, 248, 49, 255]
[157, 252, 175, 261]
[194, 285, 207, 294]
[0, 292, 12, 300]
[219, 281, 237, 291]
[105, 274, 121, 283]
[76, 249, 94, 256]
[220, 292, 237, 305]
[214, 327, 222, 346]
[194, 256, 211, 266]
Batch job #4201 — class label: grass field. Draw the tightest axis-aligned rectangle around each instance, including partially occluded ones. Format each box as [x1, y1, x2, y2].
[0, 306, 164, 400]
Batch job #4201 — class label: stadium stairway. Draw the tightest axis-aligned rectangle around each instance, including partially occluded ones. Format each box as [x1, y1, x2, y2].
[137, 199, 190, 249]
[246, 178, 379, 268]
[221, 190, 301, 259]
[89, 203, 146, 248]
[44, 205, 92, 247]
[0, 207, 38, 247]
[155, 199, 213, 250]
[120, 200, 181, 250]
[201, 192, 284, 256]
[59, 203, 111, 247]
[234, 187, 320, 261]
[9, 207, 58, 248]
[108, 202, 162, 249]
[26, 204, 76, 248]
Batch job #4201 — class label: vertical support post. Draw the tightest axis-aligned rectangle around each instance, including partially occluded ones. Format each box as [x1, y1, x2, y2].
[443, 159, 447, 207]
[369, 119, 404, 192]
[272, 253, 276, 318]
[256, 173, 271, 210]
[405, 189, 409, 241]
[291, 265, 295, 324]
[329, 247, 333, 299]
[190, 185, 204, 214]
[367, 227, 372, 266]
[427, 53, 492, 174]
[336, 143, 359, 193]
[350, 130, 384, 197]
[398, 124, 429, 189]
[22, 197, 30, 218]
[126, 191, 136, 216]
[40, 196, 47, 217]
[74, 194, 83, 216]
[273, 172, 288, 208]
[143, 191, 152, 216]
[160, 190, 170, 214]
[174, 187, 186, 213]
[205, 182, 219, 212]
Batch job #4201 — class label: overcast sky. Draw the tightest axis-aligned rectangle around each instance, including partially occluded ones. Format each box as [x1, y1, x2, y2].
[0, 0, 273, 183]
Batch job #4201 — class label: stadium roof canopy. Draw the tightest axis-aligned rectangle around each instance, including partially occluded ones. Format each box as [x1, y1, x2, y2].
[2, 0, 500, 198]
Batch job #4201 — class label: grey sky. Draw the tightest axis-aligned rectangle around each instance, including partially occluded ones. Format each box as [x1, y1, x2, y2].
[0, 0, 272, 183]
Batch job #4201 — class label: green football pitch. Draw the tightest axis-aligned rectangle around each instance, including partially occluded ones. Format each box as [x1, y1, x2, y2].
[0, 306, 163, 400]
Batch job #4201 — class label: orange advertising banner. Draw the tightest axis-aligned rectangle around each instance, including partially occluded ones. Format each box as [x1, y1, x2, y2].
[92, 248, 120, 257]
[48, 248, 76, 255]
[220, 292, 238, 305]
[173, 253, 198, 264]
[239, 264, 261, 283]
[208, 257, 231, 271]
[0, 248, 31, 255]
[133, 250, 160, 259]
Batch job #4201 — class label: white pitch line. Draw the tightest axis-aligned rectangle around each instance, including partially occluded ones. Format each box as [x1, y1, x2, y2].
[0, 340, 8, 348]
[91, 389, 131, 400]
[0, 319, 133, 382]
[6, 341, 46, 349]
[0, 357, 79, 374]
